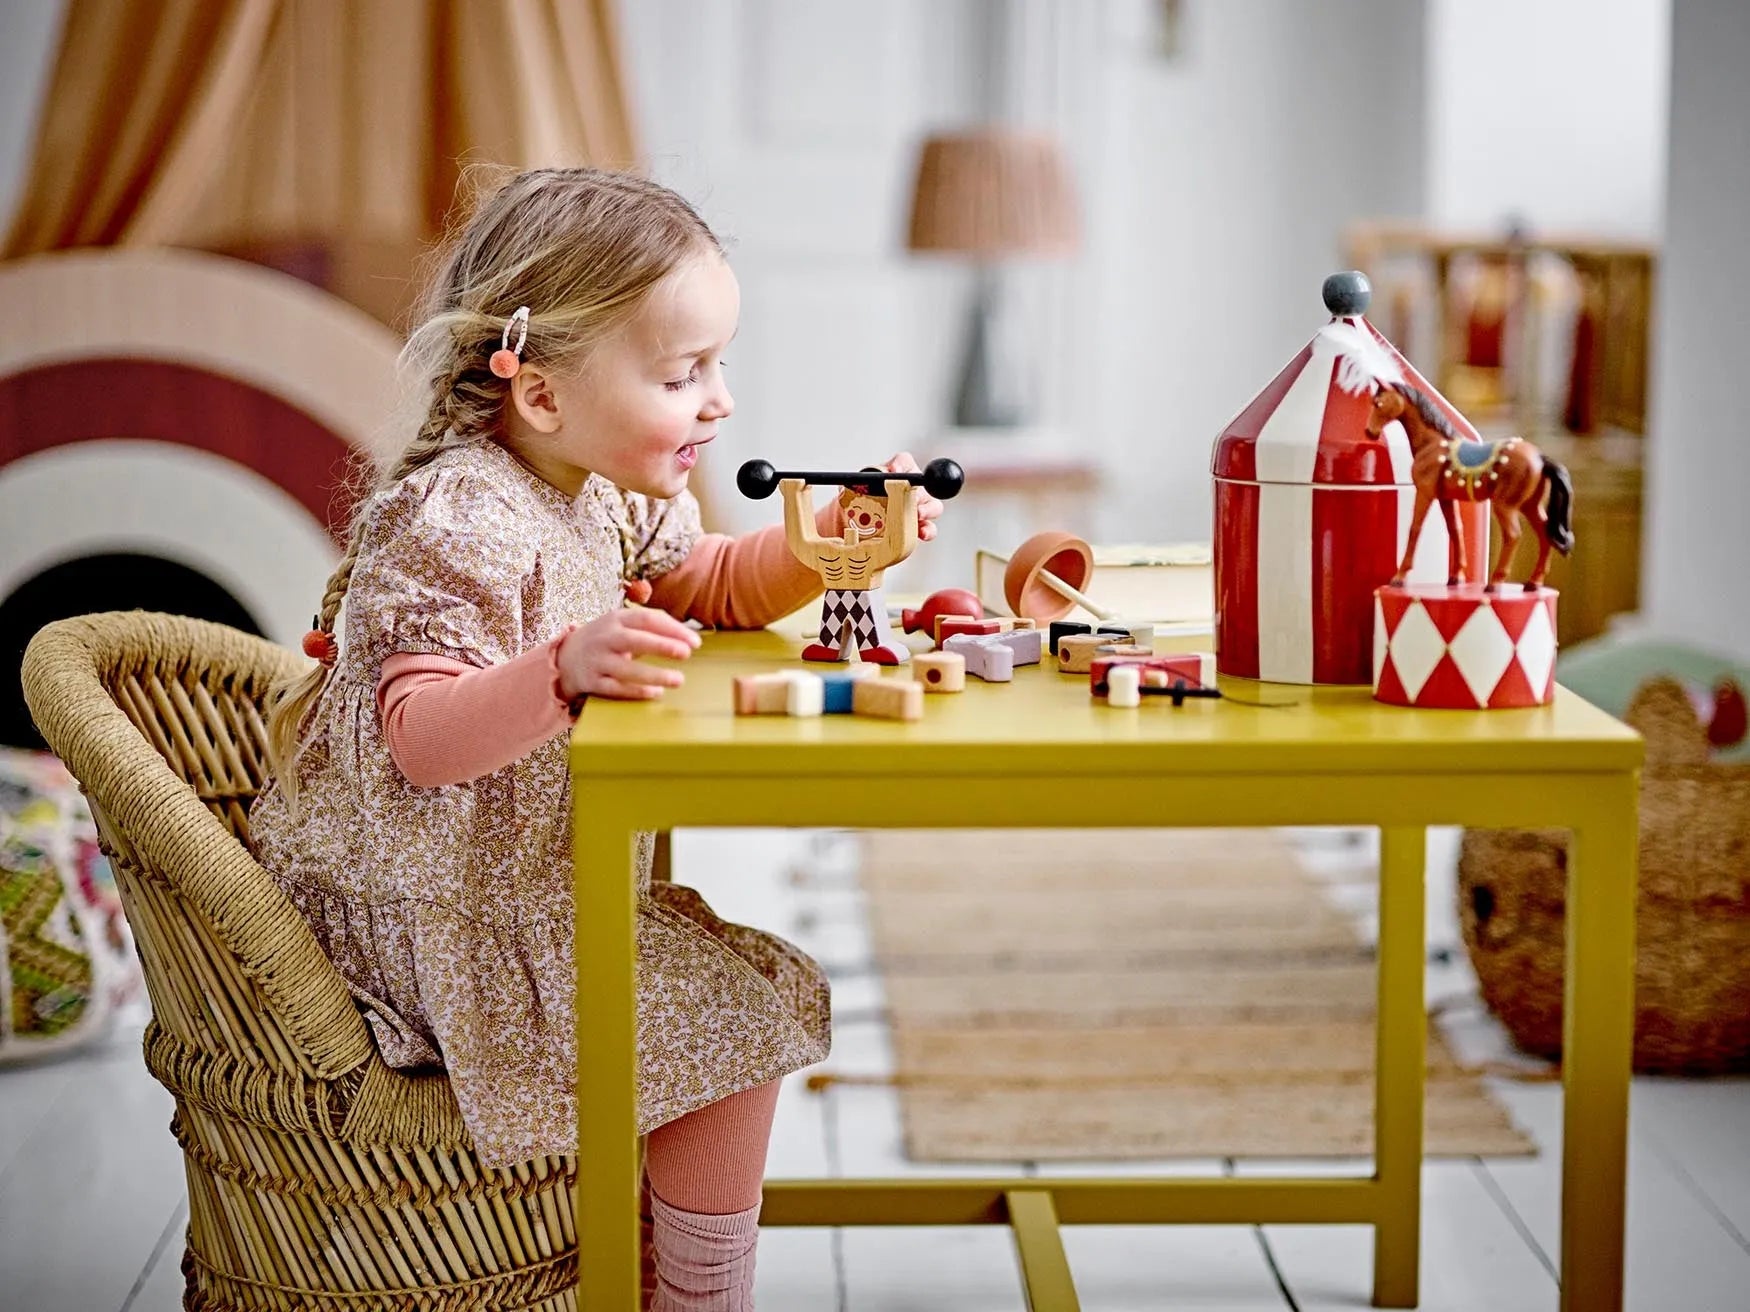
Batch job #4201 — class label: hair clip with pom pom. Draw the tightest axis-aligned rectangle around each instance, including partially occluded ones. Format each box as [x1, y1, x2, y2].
[490, 305, 531, 379]
[301, 616, 339, 667]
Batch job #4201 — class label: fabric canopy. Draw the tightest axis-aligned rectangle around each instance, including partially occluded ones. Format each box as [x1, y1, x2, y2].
[3, 0, 640, 257]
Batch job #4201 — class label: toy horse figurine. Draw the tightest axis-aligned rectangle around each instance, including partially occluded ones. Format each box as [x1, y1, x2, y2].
[1365, 381, 1575, 590]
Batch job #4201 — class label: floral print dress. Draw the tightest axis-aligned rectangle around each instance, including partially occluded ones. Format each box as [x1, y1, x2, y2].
[250, 437, 831, 1167]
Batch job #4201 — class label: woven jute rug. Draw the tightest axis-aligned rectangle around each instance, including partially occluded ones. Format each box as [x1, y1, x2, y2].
[853, 829, 1535, 1161]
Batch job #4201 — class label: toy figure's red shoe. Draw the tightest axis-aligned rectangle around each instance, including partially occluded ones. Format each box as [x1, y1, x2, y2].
[800, 643, 845, 663]
[859, 644, 910, 666]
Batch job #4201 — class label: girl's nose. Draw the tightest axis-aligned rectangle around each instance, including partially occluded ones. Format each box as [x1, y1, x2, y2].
[700, 379, 734, 422]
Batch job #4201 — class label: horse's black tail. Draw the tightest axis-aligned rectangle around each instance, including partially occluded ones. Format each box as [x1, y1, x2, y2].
[1542, 458, 1575, 555]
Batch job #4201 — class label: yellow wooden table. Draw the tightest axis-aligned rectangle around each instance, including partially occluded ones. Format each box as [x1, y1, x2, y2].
[570, 629, 1642, 1311]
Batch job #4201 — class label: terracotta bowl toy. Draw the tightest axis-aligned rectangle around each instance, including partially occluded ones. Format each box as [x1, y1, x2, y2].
[991, 531, 1102, 623]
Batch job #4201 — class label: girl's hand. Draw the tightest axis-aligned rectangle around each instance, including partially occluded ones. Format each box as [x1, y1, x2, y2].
[557, 608, 700, 702]
[880, 452, 943, 542]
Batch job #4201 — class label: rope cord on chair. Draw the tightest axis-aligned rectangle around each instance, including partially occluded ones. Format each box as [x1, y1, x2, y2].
[172, 1117, 577, 1210]
[146, 1019, 475, 1149]
[182, 1244, 578, 1310]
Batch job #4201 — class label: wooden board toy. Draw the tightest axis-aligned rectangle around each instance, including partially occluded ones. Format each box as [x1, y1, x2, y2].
[976, 542, 1214, 628]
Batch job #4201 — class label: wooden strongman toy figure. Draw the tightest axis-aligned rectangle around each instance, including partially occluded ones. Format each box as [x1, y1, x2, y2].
[737, 457, 965, 664]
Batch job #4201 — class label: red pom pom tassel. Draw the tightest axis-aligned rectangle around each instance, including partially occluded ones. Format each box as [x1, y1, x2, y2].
[623, 578, 653, 606]
[302, 629, 339, 666]
[489, 348, 521, 379]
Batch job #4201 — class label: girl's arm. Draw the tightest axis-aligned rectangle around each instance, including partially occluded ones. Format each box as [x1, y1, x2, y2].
[647, 499, 844, 630]
[376, 638, 576, 787]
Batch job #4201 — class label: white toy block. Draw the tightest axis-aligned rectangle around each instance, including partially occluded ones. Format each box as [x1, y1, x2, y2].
[1107, 664, 1142, 708]
[784, 671, 825, 717]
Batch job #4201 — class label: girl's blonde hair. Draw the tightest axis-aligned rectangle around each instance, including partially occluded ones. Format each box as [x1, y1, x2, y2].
[266, 166, 721, 800]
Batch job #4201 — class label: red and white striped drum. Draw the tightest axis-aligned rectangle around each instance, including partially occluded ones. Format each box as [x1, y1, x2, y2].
[1211, 273, 1488, 686]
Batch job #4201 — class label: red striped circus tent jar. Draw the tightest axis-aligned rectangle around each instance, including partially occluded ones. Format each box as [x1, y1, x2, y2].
[1210, 272, 1489, 686]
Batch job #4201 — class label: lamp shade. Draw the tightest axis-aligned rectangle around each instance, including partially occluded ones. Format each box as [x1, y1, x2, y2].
[906, 130, 1079, 257]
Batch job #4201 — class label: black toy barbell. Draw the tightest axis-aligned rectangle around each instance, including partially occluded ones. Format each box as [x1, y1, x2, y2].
[736, 457, 965, 502]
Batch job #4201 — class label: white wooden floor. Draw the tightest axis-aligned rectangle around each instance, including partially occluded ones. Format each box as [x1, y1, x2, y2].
[3, 827, 1748, 1311]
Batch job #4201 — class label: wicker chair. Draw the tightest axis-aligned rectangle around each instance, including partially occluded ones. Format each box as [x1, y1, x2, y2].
[21, 612, 579, 1311]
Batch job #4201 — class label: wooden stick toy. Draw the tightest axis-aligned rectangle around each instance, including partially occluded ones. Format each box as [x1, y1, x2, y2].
[987, 531, 1103, 622]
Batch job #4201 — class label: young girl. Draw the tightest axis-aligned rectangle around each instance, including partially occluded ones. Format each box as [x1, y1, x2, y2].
[249, 167, 941, 1310]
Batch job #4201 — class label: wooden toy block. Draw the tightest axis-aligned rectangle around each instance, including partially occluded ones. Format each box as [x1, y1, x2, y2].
[733, 672, 797, 715]
[934, 614, 999, 645]
[852, 678, 924, 722]
[912, 650, 966, 692]
[1107, 664, 1142, 708]
[1089, 651, 1213, 696]
[934, 614, 1037, 647]
[944, 633, 1015, 682]
[1057, 633, 1132, 674]
[785, 671, 825, 717]
[1048, 619, 1133, 658]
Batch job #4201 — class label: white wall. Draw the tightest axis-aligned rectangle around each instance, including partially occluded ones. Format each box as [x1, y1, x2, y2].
[1079, 0, 1428, 540]
[0, 0, 63, 236]
[1425, 0, 1670, 237]
[1643, 0, 1750, 659]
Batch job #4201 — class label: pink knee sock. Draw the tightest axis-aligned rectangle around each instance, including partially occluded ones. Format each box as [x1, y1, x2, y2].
[649, 1194, 760, 1311]
[644, 1081, 781, 1311]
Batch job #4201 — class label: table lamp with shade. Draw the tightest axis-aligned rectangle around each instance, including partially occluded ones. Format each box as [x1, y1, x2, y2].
[906, 129, 1079, 429]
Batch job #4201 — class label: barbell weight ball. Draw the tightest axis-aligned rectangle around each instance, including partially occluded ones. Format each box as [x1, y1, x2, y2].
[736, 458, 779, 500]
[920, 457, 965, 501]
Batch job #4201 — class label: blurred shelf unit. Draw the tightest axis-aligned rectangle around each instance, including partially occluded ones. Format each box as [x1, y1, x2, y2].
[1344, 222, 1655, 441]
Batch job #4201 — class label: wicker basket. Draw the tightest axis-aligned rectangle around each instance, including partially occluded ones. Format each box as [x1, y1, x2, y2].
[1458, 677, 1750, 1073]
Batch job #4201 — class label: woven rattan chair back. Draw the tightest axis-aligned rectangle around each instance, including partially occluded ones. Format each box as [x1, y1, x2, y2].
[22, 612, 577, 1311]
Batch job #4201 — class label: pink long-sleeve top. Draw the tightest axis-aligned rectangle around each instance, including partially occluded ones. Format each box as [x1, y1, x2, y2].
[376, 510, 838, 788]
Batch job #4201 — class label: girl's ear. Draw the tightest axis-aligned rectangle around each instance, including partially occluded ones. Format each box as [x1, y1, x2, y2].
[511, 366, 563, 433]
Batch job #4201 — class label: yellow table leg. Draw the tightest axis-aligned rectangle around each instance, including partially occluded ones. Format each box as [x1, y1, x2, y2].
[1006, 1190, 1080, 1311]
[1559, 776, 1639, 1312]
[1372, 826, 1425, 1308]
[573, 814, 641, 1311]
